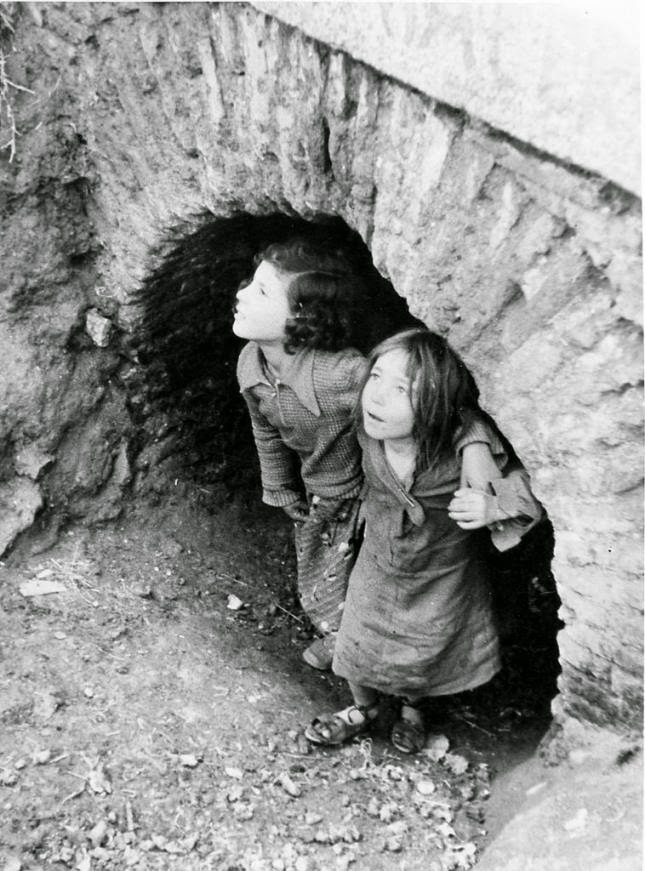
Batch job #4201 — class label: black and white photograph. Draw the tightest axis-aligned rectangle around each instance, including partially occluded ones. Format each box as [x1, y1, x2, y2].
[0, 2, 641, 869]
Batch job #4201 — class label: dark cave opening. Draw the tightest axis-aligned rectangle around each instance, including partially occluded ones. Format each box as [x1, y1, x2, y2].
[132, 210, 562, 724]
[131, 211, 421, 493]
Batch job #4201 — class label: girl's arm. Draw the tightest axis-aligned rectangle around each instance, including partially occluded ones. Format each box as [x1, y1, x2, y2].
[449, 441, 543, 551]
[242, 392, 305, 512]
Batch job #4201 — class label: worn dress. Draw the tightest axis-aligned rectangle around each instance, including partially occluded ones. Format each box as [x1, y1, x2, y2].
[332, 422, 542, 700]
[237, 342, 366, 634]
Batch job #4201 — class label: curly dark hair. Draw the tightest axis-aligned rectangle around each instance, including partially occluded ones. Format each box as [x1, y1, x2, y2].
[255, 239, 366, 354]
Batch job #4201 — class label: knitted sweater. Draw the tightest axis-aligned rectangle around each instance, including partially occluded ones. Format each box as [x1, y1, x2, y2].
[237, 342, 367, 507]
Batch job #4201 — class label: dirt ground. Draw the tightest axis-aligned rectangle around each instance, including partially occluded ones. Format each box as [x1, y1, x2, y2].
[0, 489, 555, 871]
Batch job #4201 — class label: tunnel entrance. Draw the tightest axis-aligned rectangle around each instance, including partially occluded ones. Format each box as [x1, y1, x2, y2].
[132, 210, 562, 734]
[131, 211, 420, 496]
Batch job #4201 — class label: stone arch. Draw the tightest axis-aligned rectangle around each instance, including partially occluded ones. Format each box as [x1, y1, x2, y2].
[130, 211, 421, 492]
[127, 208, 562, 720]
[1, 2, 641, 743]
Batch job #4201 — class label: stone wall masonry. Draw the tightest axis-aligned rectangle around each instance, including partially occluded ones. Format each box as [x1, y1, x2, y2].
[252, 1, 641, 196]
[1, 2, 642, 734]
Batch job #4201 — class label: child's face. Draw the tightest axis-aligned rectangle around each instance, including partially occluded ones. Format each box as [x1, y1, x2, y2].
[232, 260, 292, 344]
[361, 348, 416, 443]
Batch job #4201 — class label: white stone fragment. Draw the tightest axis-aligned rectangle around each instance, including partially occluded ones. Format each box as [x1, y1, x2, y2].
[86, 308, 113, 347]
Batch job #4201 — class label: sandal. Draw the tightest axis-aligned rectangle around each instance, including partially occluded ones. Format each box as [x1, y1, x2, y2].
[305, 702, 379, 746]
[302, 635, 335, 671]
[391, 702, 426, 754]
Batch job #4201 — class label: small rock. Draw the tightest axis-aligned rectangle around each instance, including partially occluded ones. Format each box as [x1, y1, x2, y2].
[305, 812, 323, 826]
[179, 754, 200, 768]
[89, 820, 108, 848]
[366, 797, 379, 817]
[224, 766, 243, 779]
[378, 803, 397, 823]
[227, 594, 244, 611]
[14, 758, 27, 770]
[54, 631, 67, 641]
[86, 309, 113, 347]
[227, 785, 244, 803]
[88, 763, 112, 795]
[83, 687, 94, 699]
[385, 836, 403, 852]
[423, 734, 450, 761]
[387, 821, 408, 837]
[19, 579, 66, 597]
[444, 753, 469, 775]
[3, 857, 22, 871]
[0, 771, 18, 786]
[416, 779, 435, 796]
[33, 749, 52, 765]
[278, 772, 302, 798]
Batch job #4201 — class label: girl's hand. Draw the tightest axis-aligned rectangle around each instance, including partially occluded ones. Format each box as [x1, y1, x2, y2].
[283, 500, 309, 522]
[448, 488, 501, 529]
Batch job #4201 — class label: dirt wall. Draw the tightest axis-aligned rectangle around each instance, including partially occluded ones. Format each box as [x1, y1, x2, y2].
[0, 2, 642, 740]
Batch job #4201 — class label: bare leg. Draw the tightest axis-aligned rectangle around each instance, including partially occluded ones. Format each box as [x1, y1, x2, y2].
[348, 682, 378, 708]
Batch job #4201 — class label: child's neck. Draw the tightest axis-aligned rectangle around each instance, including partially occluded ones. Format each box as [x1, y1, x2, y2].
[383, 437, 417, 484]
[258, 341, 289, 378]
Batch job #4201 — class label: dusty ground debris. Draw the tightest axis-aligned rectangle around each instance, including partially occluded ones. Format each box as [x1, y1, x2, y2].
[0, 489, 562, 871]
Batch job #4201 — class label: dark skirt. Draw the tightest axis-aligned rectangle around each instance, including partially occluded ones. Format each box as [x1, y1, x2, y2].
[333, 538, 501, 700]
[294, 495, 362, 635]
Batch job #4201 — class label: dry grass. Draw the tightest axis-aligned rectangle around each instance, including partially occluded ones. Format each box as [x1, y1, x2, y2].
[1, 2, 34, 162]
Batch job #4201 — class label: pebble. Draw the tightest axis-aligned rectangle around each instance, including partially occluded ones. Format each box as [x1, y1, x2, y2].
[385, 836, 403, 852]
[278, 772, 302, 798]
[89, 820, 108, 848]
[0, 772, 18, 787]
[179, 754, 200, 768]
[424, 733, 450, 761]
[416, 779, 435, 796]
[33, 749, 51, 765]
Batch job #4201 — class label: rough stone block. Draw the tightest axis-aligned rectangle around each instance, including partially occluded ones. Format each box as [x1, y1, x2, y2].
[0, 479, 43, 557]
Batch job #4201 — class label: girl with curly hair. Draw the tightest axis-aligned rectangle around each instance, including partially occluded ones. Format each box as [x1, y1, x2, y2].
[233, 238, 416, 669]
[304, 328, 543, 752]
